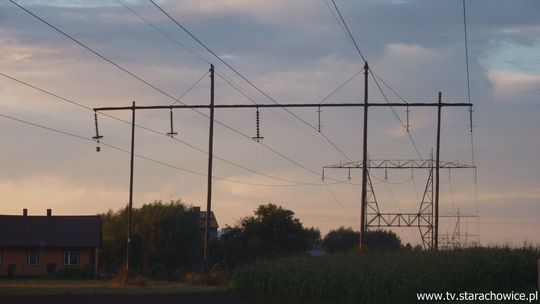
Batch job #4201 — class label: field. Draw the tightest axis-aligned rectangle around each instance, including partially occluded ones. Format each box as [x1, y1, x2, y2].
[0, 280, 274, 304]
[1, 247, 538, 303]
[233, 247, 540, 304]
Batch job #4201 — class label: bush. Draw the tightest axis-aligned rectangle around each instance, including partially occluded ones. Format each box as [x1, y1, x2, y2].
[55, 263, 94, 280]
[149, 263, 167, 280]
[56, 268, 86, 280]
[7, 263, 16, 279]
[113, 269, 147, 286]
[46, 263, 56, 276]
[186, 263, 227, 286]
[322, 227, 359, 253]
[83, 262, 95, 279]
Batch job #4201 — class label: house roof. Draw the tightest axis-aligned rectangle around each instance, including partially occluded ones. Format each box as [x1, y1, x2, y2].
[0, 215, 101, 248]
[198, 211, 219, 230]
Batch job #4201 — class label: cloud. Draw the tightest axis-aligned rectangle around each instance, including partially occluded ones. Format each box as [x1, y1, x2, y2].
[165, 0, 321, 26]
[487, 71, 540, 100]
[1, 0, 540, 246]
[13, 0, 136, 8]
[0, 175, 126, 215]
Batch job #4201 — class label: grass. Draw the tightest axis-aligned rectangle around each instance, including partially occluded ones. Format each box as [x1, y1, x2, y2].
[0, 279, 222, 296]
[233, 247, 540, 304]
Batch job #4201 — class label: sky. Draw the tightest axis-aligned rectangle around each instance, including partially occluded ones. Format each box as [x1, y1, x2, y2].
[0, 0, 538, 246]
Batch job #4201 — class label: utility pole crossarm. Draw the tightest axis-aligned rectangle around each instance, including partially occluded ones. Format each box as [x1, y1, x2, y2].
[93, 102, 472, 112]
[323, 159, 475, 170]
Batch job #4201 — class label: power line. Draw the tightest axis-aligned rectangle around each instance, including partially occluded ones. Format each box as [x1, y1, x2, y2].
[148, 0, 356, 162]
[118, 0, 333, 144]
[9, 1, 352, 185]
[121, 0, 365, 152]
[0, 111, 328, 188]
[324, 0, 351, 45]
[215, 69, 328, 142]
[0, 113, 91, 142]
[0, 72, 325, 186]
[115, 0, 212, 66]
[462, 0, 472, 107]
[170, 71, 208, 106]
[324, 184, 357, 223]
[319, 69, 363, 105]
[329, 0, 367, 62]
[328, 0, 425, 160]
[369, 72, 424, 159]
[462, 0, 479, 242]
[369, 69, 408, 104]
[9, 0, 181, 104]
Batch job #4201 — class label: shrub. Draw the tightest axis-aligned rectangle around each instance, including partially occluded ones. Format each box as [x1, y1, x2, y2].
[149, 263, 167, 280]
[55, 263, 94, 280]
[56, 268, 86, 280]
[82, 262, 95, 279]
[7, 263, 16, 279]
[113, 268, 147, 286]
[46, 263, 56, 276]
[186, 264, 227, 286]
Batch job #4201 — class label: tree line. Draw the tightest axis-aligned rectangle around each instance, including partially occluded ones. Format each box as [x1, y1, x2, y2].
[101, 201, 403, 277]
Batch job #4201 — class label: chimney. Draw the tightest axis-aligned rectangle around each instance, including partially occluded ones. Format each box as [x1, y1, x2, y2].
[47, 209, 52, 217]
[23, 209, 28, 216]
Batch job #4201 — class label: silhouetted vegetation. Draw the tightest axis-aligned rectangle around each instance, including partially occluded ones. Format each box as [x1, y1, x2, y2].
[55, 263, 95, 280]
[364, 229, 402, 250]
[322, 227, 402, 253]
[6, 263, 15, 279]
[101, 200, 201, 278]
[210, 203, 320, 268]
[233, 246, 540, 303]
[322, 227, 359, 253]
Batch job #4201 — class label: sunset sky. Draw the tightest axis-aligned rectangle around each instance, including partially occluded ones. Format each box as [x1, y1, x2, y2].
[0, 0, 538, 246]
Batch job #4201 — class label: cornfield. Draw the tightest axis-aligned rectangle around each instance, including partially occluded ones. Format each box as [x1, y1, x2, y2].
[233, 247, 539, 303]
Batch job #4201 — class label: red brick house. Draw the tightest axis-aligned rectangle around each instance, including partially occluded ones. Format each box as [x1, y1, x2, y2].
[0, 209, 101, 277]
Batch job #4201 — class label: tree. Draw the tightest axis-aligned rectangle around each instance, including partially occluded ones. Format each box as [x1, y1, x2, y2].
[364, 229, 402, 251]
[217, 203, 320, 267]
[322, 227, 359, 253]
[101, 200, 201, 275]
[321, 228, 402, 253]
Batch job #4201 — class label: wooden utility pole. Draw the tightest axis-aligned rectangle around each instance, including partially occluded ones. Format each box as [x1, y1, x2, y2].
[126, 101, 135, 272]
[434, 92, 442, 250]
[360, 62, 369, 249]
[203, 64, 215, 263]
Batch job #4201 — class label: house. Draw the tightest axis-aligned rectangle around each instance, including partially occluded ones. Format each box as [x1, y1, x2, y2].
[193, 207, 219, 239]
[0, 209, 101, 277]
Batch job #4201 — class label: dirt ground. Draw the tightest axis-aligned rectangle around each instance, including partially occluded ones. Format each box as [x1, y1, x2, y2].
[0, 293, 278, 304]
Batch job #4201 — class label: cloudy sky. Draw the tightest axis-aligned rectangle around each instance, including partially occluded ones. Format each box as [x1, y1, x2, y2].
[0, 0, 538, 246]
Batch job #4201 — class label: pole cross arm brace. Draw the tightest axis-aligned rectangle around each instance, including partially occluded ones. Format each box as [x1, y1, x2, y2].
[324, 159, 475, 170]
[367, 212, 433, 227]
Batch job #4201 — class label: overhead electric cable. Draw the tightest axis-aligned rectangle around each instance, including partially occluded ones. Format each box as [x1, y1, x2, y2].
[0, 112, 331, 187]
[329, 0, 367, 62]
[462, 0, 480, 242]
[148, 0, 356, 162]
[0, 72, 323, 186]
[325, 184, 357, 223]
[328, 0, 425, 161]
[9, 0, 353, 185]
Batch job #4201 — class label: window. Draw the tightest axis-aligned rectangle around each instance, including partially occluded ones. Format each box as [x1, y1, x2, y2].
[27, 250, 38, 266]
[63, 251, 79, 266]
